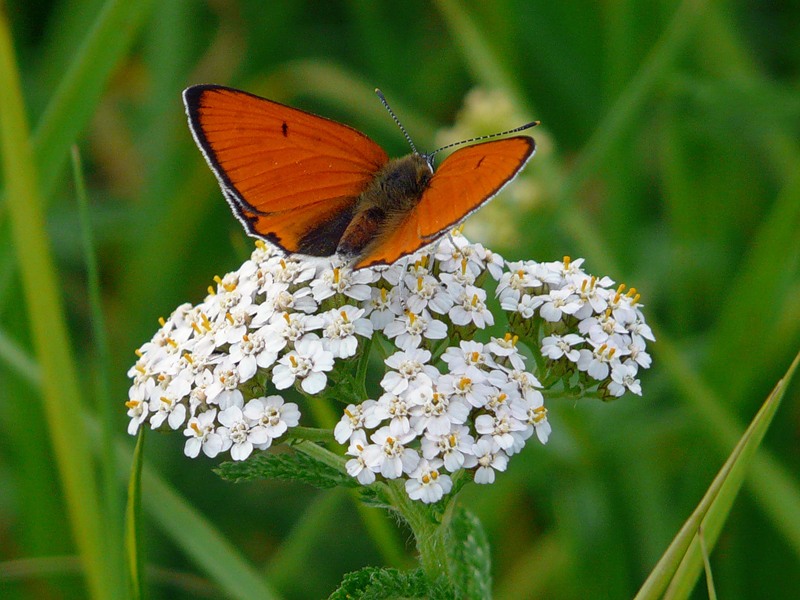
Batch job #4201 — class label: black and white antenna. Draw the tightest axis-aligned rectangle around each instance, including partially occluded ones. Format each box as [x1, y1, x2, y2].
[375, 88, 540, 163]
[375, 88, 419, 155]
[427, 120, 540, 161]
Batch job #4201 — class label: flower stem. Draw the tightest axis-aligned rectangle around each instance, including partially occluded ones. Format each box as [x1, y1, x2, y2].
[385, 480, 454, 583]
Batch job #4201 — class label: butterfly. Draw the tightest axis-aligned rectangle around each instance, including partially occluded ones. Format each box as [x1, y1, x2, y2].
[183, 84, 537, 269]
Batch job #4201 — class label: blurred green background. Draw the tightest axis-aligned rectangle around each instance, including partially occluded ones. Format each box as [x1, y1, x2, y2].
[1, 0, 798, 598]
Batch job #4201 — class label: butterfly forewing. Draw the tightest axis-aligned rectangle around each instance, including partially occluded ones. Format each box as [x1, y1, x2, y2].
[184, 85, 389, 252]
[354, 136, 535, 268]
[416, 136, 535, 240]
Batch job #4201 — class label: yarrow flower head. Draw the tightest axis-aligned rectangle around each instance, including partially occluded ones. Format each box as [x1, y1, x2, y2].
[127, 230, 653, 503]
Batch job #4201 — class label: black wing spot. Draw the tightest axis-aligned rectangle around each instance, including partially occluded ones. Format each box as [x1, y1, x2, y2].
[476, 155, 486, 169]
[281, 121, 289, 137]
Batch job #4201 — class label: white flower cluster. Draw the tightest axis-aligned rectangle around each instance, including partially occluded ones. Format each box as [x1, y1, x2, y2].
[335, 340, 550, 504]
[126, 230, 652, 503]
[498, 256, 654, 397]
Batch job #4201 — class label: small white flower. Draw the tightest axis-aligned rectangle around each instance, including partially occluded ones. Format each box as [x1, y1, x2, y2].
[272, 337, 334, 394]
[381, 349, 438, 395]
[228, 331, 278, 381]
[627, 315, 656, 344]
[409, 383, 468, 435]
[440, 259, 477, 287]
[539, 288, 580, 322]
[364, 285, 404, 330]
[384, 309, 448, 350]
[212, 304, 254, 346]
[439, 368, 493, 409]
[269, 286, 318, 315]
[265, 255, 317, 286]
[578, 310, 627, 344]
[405, 459, 452, 504]
[422, 426, 477, 472]
[362, 426, 420, 479]
[346, 430, 376, 485]
[404, 274, 454, 315]
[475, 408, 526, 451]
[218, 405, 268, 461]
[541, 333, 584, 362]
[570, 275, 611, 316]
[577, 341, 624, 381]
[496, 262, 540, 305]
[126, 391, 150, 435]
[442, 340, 495, 373]
[262, 312, 323, 351]
[449, 286, 494, 328]
[149, 391, 188, 431]
[334, 400, 379, 444]
[549, 256, 586, 282]
[486, 334, 526, 370]
[243, 395, 300, 442]
[491, 368, 541, 398]
[373, 392, 415, 436]
[608, 363, 642, 397]
[206, 362, 244, 409]
[625, 335, 652, 369]
[500, 293, 540, 318]
[183, 410, 228, 458]
[320, 306, 373, 359]
[311, 265, 373, 302]
[472, 437, 508, 484]
[473, 243, 505, 280]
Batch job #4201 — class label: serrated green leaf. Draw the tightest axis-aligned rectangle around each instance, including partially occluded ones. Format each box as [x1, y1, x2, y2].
[328, 567, 455, 600]
[215, 449, 356, 489]
[357, 485, 394, 509]
[448, 506, 492, 600]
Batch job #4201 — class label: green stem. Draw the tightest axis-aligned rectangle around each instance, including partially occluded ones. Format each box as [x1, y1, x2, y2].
[291, 439, 347, 473]
[355, 337, 373, 395]
[385, 481, 455, 583]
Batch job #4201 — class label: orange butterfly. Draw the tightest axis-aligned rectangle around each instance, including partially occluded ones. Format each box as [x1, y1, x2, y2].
[183, 85, 537, 269]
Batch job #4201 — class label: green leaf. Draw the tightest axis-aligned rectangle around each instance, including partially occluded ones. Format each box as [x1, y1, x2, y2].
[635, 350, 800, 600]
[216, 449, 357, 489]
[448, 506, 492, 600]
[0, 13, 111, 600]
[357, 484, 394, 509]
[328, 567, 455, 600]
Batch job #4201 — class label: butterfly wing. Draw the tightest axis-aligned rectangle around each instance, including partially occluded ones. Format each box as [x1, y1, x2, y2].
[184, 84, 389, 254]
[353, 136, 535, 268]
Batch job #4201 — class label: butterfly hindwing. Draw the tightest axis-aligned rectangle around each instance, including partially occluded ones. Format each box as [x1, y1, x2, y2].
[230, 192, 357, 257]
[353, 136, 535, 268]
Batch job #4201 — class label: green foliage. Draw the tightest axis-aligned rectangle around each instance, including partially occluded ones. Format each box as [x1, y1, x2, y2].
[447, 506, 492, 600]
[215, 448, 357, 490]
[329, 567, 455, 600]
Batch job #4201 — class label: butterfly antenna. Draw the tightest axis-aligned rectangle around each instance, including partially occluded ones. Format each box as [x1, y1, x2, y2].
[375, 88, 419, 155]
[427, 120, 540, 161]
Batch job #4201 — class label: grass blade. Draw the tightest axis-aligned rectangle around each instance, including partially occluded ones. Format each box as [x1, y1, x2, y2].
[32, 0, 155, 200]
[635, 351, 799, 599]
[126, 429, 147, 600]
[72, 145, 124, 590]
[0, 12, 110, 600]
